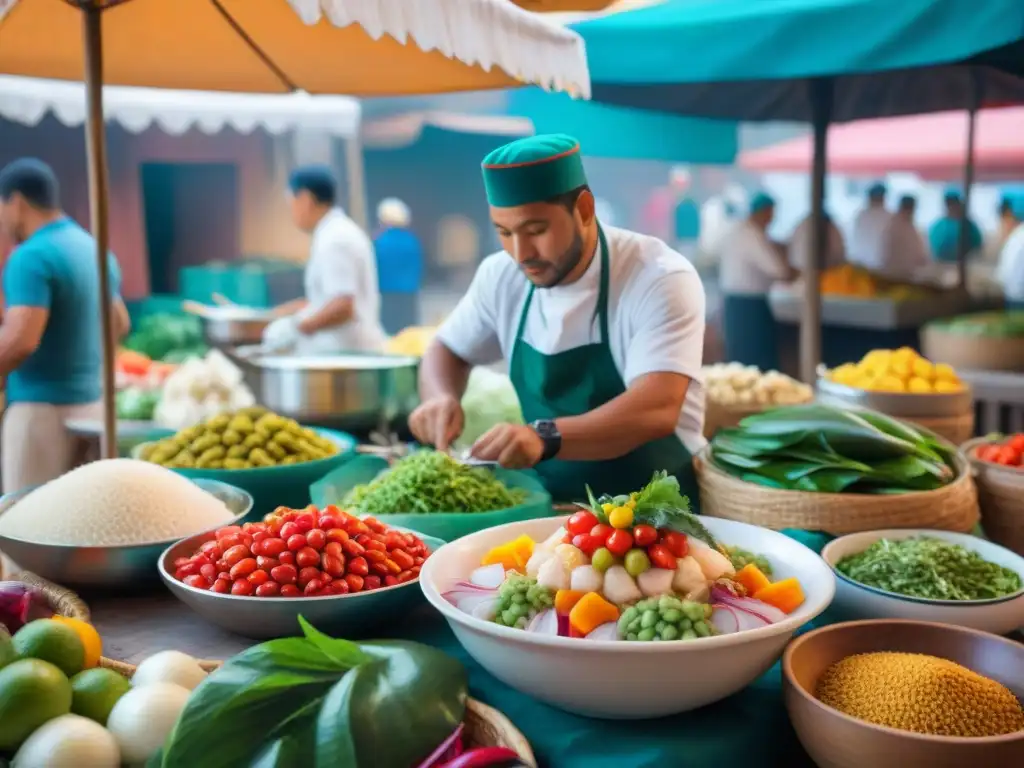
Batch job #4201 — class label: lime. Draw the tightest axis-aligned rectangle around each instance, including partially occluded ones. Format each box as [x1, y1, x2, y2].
[12, 619, 85, 677]
[0, 658, 73, 750]
[70, 668, 131, 725]
[0, 630, 15, 670]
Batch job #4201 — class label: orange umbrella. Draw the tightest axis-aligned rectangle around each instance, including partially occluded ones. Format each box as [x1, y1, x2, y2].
[0, 0, 589, 457]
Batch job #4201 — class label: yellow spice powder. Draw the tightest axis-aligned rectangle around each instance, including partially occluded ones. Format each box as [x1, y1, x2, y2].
[816, 651, 1024, 738]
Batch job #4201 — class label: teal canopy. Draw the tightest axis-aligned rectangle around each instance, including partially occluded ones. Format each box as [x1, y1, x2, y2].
[574, 0, 1024, 122]
[506, 87, 738, 163]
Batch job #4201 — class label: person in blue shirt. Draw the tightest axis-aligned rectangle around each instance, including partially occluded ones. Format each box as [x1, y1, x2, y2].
[928, 188, 983, 263]
[373, 197, 424, 335]
[674, 195, 701, 258]
[0, 158, 130, 494]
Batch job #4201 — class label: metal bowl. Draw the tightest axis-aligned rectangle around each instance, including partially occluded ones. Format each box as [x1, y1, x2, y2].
[0, 479, 253, 588]
[203, 315, 273, 347]
[232, 351, 420, 433]
[159, 526, 444, 639]
[815, 374, 973, 418]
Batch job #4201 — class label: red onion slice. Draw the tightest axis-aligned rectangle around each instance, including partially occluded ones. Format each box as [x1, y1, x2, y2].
[469, 564, 506, 589]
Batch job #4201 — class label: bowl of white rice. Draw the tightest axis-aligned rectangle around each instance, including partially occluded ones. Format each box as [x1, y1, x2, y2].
[0, 459, 253, 587]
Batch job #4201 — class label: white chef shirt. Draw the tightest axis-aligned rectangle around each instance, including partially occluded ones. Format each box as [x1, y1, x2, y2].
[437, 225, 707, 453]
[877, 215, 930, 280]
[788, 216, 847, 271]
[996, 222, 1024, 301]
[299, 207, 386, 354]
[719, 220, 790, 295]
[849, 206, 893, 270]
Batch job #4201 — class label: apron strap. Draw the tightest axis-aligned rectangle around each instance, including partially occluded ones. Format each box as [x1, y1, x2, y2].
[513, 223, 612, 344]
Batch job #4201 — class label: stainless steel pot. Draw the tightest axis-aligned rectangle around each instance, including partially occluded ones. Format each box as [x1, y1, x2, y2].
[233, 350, 420, 433]
[202, 315, 273, 347]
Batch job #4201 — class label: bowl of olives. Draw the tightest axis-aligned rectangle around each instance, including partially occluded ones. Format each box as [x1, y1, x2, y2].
[135, 406, 356, 519]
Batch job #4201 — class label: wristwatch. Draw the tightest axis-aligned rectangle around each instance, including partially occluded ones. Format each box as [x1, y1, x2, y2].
[530, 419, 562, 462]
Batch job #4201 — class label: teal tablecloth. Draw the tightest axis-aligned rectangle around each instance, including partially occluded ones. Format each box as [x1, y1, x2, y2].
[384, 529, 839, 768]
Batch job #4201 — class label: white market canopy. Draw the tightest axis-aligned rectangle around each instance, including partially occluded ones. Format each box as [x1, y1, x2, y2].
[0, 75, 362, 136]
[361, 110, 533, 149]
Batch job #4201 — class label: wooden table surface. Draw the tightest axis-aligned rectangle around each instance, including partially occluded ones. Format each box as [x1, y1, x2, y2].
[85, 591, 254, 665]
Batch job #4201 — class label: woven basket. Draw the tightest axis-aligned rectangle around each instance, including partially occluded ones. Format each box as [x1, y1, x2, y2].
[12, 571, 91, 622]
[100, 657, 536, 766]
[962, 437, 1024, 556]
[906, 411, 976, 446]
[695, 449, 980, 535]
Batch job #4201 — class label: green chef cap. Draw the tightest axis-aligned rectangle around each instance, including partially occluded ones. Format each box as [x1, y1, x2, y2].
[481, 134, 588, 208]
[749, 192, 775, 214]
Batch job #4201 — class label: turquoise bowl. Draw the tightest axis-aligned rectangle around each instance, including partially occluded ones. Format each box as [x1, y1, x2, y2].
[135, 428, 356, 521]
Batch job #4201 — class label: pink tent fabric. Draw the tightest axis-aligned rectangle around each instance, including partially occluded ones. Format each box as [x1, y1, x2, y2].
[739, 108, 1024, 181]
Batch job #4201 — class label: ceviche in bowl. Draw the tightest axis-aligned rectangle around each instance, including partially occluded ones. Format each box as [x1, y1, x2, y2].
[420, 473, 835, 719]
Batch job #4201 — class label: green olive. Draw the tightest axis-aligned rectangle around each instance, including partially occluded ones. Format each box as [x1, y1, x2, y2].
[248, 448, 275, 467]
[226, 444, 248, 459]
[265, 441, 287, 461]
[221, 429, 242, 446]
[242, 433, 266, 449]
[223, 458, 248, 470]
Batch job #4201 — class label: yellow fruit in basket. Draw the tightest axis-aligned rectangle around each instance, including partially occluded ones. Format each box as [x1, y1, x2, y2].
[893, 346, 918, 363]
[830, 364, 859, 385]
[860, 349, 891, 370]
[911, 357, 935, 381]
[934, 379, 964, 393]
[934, 362, 958, 381]
[907, 377, 934, 393]
[870, 375, 907, 393]
[889, 357, 912, 380]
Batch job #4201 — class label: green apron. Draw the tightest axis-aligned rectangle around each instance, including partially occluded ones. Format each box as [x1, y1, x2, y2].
[509, 225, 699, 508]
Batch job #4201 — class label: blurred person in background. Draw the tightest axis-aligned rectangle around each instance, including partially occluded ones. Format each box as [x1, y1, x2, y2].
[0, 158, 130, 493]
[877, 195, 930, 279]
[849, 182, 892, 270]
[928, 188, 983, 263]
[986, 194, 1022, 262]
[996, 194, 1024, 310]
[373, 197, 423, 336]
[263, 165, 386, 354]
[788, 211, 847, 273]
[718, 192, 793, 371]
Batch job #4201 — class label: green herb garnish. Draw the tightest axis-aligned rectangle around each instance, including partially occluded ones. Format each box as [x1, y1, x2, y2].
[585, 471, 717, 548]
[835, 537, 1023, 601]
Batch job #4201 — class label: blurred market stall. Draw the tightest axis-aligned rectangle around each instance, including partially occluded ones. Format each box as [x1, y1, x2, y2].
[572, 0, 1024, 381]
[0, 0, 589, 459]
[739, 107, 1024, 181]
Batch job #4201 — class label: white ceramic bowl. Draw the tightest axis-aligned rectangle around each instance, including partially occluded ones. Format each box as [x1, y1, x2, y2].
[822, 529, 1024, 636]
[420, 515, 835, 719]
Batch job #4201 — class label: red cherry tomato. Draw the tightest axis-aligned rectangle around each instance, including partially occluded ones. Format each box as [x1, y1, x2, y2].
[344, 574, 365, 592]
[270, 564, 297, 585]
[279, 522, 300, 540]
[341, 539, 366, 557]
[567, 510, 600, 537]
[255, 582, 281, 597]
[279, 584, 302, 598]
[571, 533, 601, 556]
[183, 574, 210, 590]
[329, 580, 350, 595]
[286, 534, 307, 552]
[231, 578, 254, 596]
[318, 515, 340, 530]
[222, 545, 250, 567]
[211, 578, 231, 594]
[298, 566, 322, 586]
[321, 553, 346, 577]
[589, 524, 613, 545]
[632, 524, 658, 548]
[306, 529, 327, 550]
[260, 537, 287, 557]
[390, 549, 415, 570]
[229, 558, 258, 580]
[277, 551, 296, 566]
[647, 544, 678, 571]
[363, 575, 382, 591]
[659, 530, 689, 558]
[348, 556, 369, 576]
[294, 513, 316, 532]
[295, 546, 321, 568]
[256, 556, 279, 571]
[605, 529, 634, 557]
[248, 569, 270, 586]
[326, 528, 350, 544]
[303, 579, 324, 595]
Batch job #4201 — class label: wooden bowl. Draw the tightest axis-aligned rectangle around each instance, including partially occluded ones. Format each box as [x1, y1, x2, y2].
[783, 620, 1024, 768]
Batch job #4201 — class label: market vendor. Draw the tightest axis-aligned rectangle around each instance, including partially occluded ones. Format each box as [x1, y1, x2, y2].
[849, 182, 891, 270]
[788, 211, 847, 272]
[878, 195, 930, 279]
[995, 194, 1024, 310]
[373, 197, 423, 336]
[263, 165, 386, 355]
[928, 188, 983, 263]
[408, 134, 707, 503]
[0, 158, 130, 493]
[719, 192, 793, 371]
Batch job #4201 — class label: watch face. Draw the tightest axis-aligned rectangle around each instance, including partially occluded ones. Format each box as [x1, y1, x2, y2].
[533, 420, 557, 438]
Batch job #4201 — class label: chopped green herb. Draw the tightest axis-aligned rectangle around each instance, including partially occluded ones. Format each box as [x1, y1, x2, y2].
[835, 537, 1023, 601]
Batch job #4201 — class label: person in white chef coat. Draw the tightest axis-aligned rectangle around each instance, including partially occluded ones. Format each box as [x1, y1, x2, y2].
[788, 212, 847, 272]
[877, 195, 930, 280]
[849, 182, 892, 271]
[408, 134, 707, 506]
[263, 166, 386, 354]
[996, 194, 1024, 311]
[718, 192, 793, 371]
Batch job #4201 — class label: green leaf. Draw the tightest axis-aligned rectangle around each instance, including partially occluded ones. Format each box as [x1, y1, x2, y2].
[738, 472, 788, 489]
[298, 616, 371, 668]
[317, 641, 467, 768]
[711, 451, 767, 470]
[793, 469, 867, 493]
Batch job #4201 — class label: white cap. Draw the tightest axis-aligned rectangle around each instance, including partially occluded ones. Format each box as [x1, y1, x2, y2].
[377, 197, 411, 227]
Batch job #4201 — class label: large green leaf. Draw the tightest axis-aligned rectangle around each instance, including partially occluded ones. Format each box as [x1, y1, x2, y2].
[793, 469, 867, 493]
[712, 429, 809, 455]
[158, 619, 467, 768]
[711, 451, 767, 470]
[316, 641, 467, 768]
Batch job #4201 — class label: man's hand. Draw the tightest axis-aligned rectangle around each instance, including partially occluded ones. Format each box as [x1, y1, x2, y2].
[471, 424, 544, 470]
[408, 395, 465, 451]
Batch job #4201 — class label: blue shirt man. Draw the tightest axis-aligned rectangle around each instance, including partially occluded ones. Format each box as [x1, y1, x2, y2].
[928, 189, 983, 263]
[373, 197, 423, 335]
[0, 158, 129, 492]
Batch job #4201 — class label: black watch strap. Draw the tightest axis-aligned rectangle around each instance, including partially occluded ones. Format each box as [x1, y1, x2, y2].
[531, 419, 562, 462]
